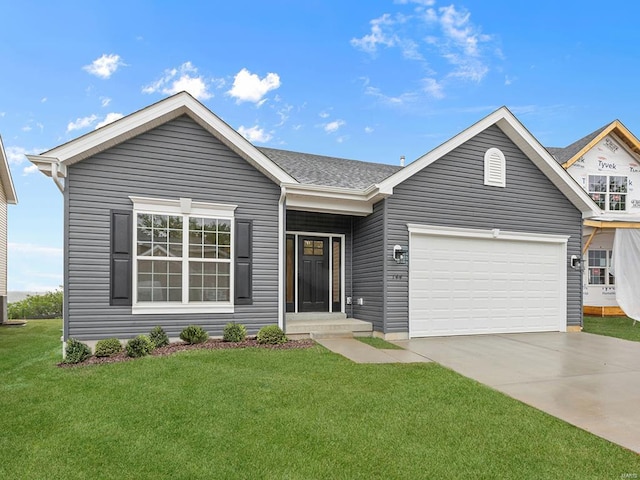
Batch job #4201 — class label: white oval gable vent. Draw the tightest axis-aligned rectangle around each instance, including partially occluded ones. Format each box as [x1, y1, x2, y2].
[484, 147, 506, 187]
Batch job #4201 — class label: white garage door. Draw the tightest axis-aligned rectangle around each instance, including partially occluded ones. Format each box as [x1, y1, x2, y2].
[409, 225, 568, 337]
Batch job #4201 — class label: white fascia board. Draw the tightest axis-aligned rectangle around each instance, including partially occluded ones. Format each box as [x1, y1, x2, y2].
[0, 136, 17, 204]
[37, 92, 297, 186]
[407, 224, 570, 244]
[494, 113, 601, 216]
[26, 155, 62, 178]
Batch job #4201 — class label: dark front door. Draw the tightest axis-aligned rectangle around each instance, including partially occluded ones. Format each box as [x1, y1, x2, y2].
[298, 236, 329, 312]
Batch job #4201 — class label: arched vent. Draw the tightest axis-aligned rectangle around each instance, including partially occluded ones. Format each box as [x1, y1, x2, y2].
[484, 147, 506, 187]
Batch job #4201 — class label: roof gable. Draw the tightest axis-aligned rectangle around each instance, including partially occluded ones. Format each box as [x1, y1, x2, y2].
[29, 92, 297, 185]
[558, 120, 640, 168]
[377, 106, 600, 217]
[0, 136, 18, 204]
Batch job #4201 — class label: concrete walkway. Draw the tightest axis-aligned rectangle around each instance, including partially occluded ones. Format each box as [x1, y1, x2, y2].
[395, 332, 640, 453]
[315, 337, 431, 364]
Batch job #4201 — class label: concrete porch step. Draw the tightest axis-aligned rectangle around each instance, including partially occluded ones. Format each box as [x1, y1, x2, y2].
[286, 317, 373, 340]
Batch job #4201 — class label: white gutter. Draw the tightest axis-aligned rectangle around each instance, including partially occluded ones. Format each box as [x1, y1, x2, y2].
[278, 186, 286, 330]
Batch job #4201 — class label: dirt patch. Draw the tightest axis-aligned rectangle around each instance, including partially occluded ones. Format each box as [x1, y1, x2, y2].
[58, 337, 316, 367]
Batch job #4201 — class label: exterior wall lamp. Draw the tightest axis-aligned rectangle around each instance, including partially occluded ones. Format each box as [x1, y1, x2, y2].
[393, 245, 409, 265]
[570, 255, 582, 270]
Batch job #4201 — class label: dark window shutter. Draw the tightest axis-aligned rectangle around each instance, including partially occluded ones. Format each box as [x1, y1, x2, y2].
[110, 210, 132, 306]
[235, 219, 253, 305]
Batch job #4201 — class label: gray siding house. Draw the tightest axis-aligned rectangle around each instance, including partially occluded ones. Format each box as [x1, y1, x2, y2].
[0, 136, 18, 323]
[29, 92, 599, 344]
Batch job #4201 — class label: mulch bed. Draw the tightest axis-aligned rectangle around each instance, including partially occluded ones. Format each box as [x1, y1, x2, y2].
[58, 337, 316, 367]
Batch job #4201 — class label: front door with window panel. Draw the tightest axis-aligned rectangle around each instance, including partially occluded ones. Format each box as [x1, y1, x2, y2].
[298, 237, 329, 312]
[286, 234, 343, 313]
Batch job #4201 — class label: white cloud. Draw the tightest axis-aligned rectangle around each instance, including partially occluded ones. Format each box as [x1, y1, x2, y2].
[238, 125, 272, 143]
[364, 126, 374, 134]
[143, 62, 214, 100]
[23, 164, 39, 175]
[101, 97, 112, 107]
[21, 125, 31, 132]
[319, 111, 330, 119]
[353, 2, 497, 100]
[41, 97, 47, 103]
[365, 85, 419, 106]
[95, 113, 124, 129]
[5, 146, 43, 165]
[227, 68, 281, 104]
[83, 54, 125, 79]
[351, 14, 397, 54]
[324, 119, 345, 133]
[67, 114, 98, 132]
[422, 78, 444, 99]
[0, 112, 5, 117]
[275, 104, 293, 127]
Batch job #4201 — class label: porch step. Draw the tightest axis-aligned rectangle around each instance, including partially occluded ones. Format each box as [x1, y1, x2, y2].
[286, 316, 373, 340]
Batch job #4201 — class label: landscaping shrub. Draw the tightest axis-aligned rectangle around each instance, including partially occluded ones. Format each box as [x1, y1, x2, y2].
[256, 325, 287, 345]
[223, 322, 247, 342]
[179, 325, 209, 344]
[149, 326, 169, 348]
[64, 338, 91, 364]
[126, 335, 154, 358]
[94, 338, 122, 357]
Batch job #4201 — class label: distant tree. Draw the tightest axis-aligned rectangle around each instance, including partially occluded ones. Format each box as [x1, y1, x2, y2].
[8, 289, 63, 320]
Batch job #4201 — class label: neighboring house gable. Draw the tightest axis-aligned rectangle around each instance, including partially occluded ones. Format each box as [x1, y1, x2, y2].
[550, 120, 640, 316]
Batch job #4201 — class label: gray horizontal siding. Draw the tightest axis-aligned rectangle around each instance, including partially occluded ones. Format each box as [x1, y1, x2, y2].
[286, 210, 353, 315]
[65, 115, 281, 340]
[385, 124, 583, 333]
[352, 201, 385, 330]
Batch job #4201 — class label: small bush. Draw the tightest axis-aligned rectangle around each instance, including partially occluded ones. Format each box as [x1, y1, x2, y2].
[223, 322, 247, 342]
[126, 335, 154, 358]
[149, 326, 169, 348]
[256, 325, 287, 345]
[179, 325, 209, 344]
[65, 338, 91, 364]
[94, 338, 122, 357]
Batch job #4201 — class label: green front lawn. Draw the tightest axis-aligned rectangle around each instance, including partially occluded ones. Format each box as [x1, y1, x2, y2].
[1, 320, 639, 479]
[584, 316, 640, 342]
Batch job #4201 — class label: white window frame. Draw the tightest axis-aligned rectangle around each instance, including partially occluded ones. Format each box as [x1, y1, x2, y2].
[587, 249, 615, 286]
[587, 174, 628, 211]
[130, 196, 237, 314]
[484, 147, 506, 187]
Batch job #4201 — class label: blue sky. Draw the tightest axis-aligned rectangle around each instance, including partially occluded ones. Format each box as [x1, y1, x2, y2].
[2, 0, 640, 292]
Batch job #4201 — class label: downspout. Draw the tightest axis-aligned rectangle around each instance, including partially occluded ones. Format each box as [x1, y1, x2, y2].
[278, 186, 286, 330]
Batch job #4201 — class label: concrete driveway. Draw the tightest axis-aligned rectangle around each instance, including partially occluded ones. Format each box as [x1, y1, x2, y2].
[395, 332, 640, 453]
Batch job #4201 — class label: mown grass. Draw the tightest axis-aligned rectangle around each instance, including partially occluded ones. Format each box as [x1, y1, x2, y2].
[355, 336, 403, 349]
[1, 320, 639, 479]
[584, 316, 640, 342]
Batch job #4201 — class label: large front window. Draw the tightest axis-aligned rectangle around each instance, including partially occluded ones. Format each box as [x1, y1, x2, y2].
[131, 197, 236, 313]
[587, 250, 614, 285]
[588, 175, 627, 211]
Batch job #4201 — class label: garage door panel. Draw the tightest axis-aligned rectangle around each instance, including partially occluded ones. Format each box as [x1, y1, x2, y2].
[409, 229, 566, 337]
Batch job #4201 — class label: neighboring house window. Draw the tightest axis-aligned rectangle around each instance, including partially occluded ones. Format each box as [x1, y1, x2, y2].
[588, 175, 627, 211]
[130, 196, 236, 314]
[587, 250, 615, 285]
[484, 148, 506, 187]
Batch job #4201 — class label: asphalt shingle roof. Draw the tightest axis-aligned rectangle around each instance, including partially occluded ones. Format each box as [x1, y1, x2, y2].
[259, 147, 402, 190]
[547, 123, 610, 164]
